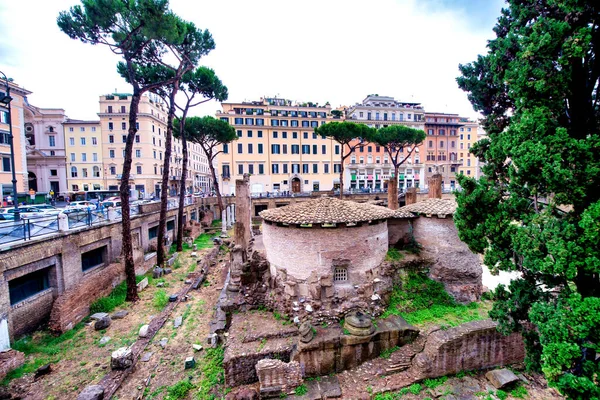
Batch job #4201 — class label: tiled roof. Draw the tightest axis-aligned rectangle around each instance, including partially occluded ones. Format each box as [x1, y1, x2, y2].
[259, 197, 394, 225]
[399, 199, 457, 218]
[391, 209, 418, 219]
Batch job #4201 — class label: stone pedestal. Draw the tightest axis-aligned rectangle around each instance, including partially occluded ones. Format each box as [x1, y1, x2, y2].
[428, 173, 442, 199]
[405, 187, 417, 205]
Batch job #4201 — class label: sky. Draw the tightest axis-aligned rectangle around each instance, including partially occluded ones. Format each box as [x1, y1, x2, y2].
[0, 0, 505, 121]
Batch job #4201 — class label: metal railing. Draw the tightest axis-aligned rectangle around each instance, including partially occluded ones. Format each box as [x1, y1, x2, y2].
[0, 216, 60, 245]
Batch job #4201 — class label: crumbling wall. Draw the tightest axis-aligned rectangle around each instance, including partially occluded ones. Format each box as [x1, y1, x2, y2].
[48, 261, 125, 333]
[411, 319, 525, 379]
[387, 219, 413, 246]
[412, 217, 482, 303]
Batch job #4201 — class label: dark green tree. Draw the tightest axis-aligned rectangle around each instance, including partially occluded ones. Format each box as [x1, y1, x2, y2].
[455, 1, 600, 398]
[314, 122, 375, 198]
[58, 0, 187, 301]
[174, 67, 228, 251]
[374, 125, 426, 209]
[177, 116, 237, 213]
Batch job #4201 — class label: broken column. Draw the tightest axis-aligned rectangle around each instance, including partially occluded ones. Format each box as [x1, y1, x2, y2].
[405, 187, 417, 205]
[256, 358, 303, 398]
[221, 209, 228, 237]
[110, 347, 134, 370]
[387, 177, 399, 210]
[428, 173, 442, 199]
[234, 174, 252, 258]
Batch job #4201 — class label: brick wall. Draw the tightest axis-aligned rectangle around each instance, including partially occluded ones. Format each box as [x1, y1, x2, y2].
[48, 262, 124, 333]
[412, 217, 482, 303]
[262, 221, 388, 281]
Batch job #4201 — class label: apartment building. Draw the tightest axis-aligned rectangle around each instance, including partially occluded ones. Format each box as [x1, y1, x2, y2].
[458, 120, 484, 179]
[63, 119, 103, 192]
[345, 95, 426, 191]
[98, 93, 212, 198]
[23, 104, 68, 195]
[423, 112, 463, 190]
[216, 97, 340, 195]
[0, 81, 29, 199]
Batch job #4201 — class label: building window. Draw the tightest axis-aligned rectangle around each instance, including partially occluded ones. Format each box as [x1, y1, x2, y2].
[135, 135, 140, 143]
[324, 163, 329, 174]
[223, 143, 229, 153]
[50, 169, 57, 176]
[109, 150, 115, 158]
[302, 164, 309, 174]
[121, 122, 127, 130]
[272, 163, 279, 174]
[136, 165, 142, 174]
[148, 226, 158, 240]
[49, 136, 56, 147]
[8, 268, 51, 305]
[258, 143, 263, 154]
[70, 153, 76, 162]
[135, 149, 141, 158]
[237, 143, 243, 154]
[258, 164, 264, 174]
[167, 220, 175, 231]
[238, 164, 244, 175]
[110, 166, 116, 175]
[302, 145, 310, 154]
[313, 164, 318, 174]
[248, 143, 253, 154]
[248, 164, 254, 174]
[109, 135, 114, 143]
[271, 144, 281, 154]
[82, 153, 87, 162]
[82, 168, 88, 178]
[69, 138, 75, 146]
[335, 145, 340, 155]
[71, 166, 78, 177]
[93, 166, 100, 177]
[282, 163, 288, 174]
[334, 266, 347, 282]
[81, 246, 106, 272]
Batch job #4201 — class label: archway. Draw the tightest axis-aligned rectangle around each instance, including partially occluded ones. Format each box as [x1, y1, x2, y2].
[291, 177, 301, 193]
[28, 171, 38, 192]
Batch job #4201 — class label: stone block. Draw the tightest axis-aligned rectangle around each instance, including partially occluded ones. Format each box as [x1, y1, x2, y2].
[152, 267, 164, 279]
[110, 347, 134, 370]
[99, 336, 111, 345]
[136, 277, 148, 292]
[141, 352, 153, 362]
[193, 344, 203, 351]
[90, 313, 109, 321]
[94, 316, 111, 331]
[174, 316, 183, 328]
[139, 324, 149, 338]
[169, 295, 178, 302]
[320, 274, 333, 287]
[485, 368, 520, 389]
[0, 349, 25, 380]
[164, 267, 173, 274]
[77, 384, 105, 400]
[256, 359, 302, 398]
[111, 310, 129, 320]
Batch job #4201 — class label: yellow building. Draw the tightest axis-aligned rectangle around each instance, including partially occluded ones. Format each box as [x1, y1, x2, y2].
[98, 93, 211, 198]
[0, 80, 30, 201]
[216, 98, 340, 195]
[63, 119, 104, 192]
[458, 120, 481, 178]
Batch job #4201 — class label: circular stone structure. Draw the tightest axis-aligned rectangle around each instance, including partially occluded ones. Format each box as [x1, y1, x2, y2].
[259, 197, 394, 283]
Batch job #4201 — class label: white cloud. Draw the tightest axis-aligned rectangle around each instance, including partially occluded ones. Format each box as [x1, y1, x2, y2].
[0, 0, 502, 121]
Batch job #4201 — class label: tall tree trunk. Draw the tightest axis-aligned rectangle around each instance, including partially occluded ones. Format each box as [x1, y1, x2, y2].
[157, 87, 178, 265]
[121, 92, 141, 302]
[208, 155, 224, 214]
[339, 153, 345, 199]
[176, 111, 189, 251]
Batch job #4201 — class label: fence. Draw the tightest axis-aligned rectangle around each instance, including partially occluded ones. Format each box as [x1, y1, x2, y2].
[0, 216, 60, 245]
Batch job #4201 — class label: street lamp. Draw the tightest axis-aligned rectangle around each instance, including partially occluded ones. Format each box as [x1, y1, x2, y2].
[0, 71, 19, 220]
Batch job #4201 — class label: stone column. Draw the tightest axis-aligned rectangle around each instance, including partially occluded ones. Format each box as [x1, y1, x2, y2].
[231, 204, 236, 223]
[387, 178, 399, 210]
[221, 209, 228, 237]
[227, 205, 233, 228]
[428, 173, 442, 199]
[234, 174, 252, 255]
[406, 187, 417, 205]
[57, 213, 69, 232]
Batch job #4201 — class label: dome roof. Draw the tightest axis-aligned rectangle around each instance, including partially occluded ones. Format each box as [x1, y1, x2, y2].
[399, 199, 457, 217]
[259, 197, 394, 225]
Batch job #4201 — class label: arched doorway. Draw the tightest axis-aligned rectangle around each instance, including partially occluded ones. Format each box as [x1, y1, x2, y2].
[28, 171, 38, 192]
[291, 177, 301, 193]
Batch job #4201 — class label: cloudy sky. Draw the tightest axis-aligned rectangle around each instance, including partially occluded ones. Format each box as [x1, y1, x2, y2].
[0, 0, 504, 121]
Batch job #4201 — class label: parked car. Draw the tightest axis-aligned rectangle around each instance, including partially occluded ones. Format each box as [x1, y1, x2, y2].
[29, 204, 61, 216]
[66, 201, 95, 210]
[0, 206, 46, 218]
[101, 199, 122, 208]
[0, 213, 15, 221]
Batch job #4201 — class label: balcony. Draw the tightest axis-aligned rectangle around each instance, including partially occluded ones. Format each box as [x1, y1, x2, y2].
[221, 174, 231, 180]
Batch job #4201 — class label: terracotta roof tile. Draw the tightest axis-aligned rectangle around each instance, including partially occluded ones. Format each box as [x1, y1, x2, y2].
[259, 197, 394, 225]
[399, 199, 457, 217]
[391, 209, 418, 219]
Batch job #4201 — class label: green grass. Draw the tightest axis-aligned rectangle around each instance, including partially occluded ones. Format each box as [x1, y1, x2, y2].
[195, 346, 225, 400]
[423, 376, 447, 389]
[89, 275, 146, 314]
[211, 219, 222, 227]
[385, 247, 404, 262]
[511, 384, 528, 398]
[165, 379, 194, 400]
[295, 384, 308, 396]
[1, 323, 86, 385]
[153, 289, 169, 310]
[380, 346, 400, 359]
[381, 272, 488, 328]
[409, 383, 422, 395]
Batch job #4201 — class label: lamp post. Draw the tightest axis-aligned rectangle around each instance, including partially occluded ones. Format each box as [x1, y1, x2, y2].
[0, 71, 19, 220]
